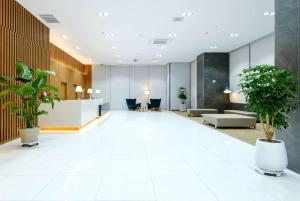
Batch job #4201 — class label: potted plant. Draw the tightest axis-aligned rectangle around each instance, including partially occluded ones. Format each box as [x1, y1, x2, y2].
[177, 87, 188, 112]
[0, 61, 60, 147]
[239, 65, 298, 176]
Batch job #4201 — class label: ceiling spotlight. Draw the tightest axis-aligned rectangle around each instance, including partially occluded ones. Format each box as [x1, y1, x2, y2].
[98, 12, 109, 17]
[75, 46, 80, 50]
[264, 11, 270, 16]
[209, 46, 217, 49]
[168, 33, 177, 37]
[230, 33, 239, 37]
[62, 34, 68, 39]
[181, 12, 193, 17]
[161, 46, 168, 49]
[106, 33, 115, 37]
[269, 12, 275, 16]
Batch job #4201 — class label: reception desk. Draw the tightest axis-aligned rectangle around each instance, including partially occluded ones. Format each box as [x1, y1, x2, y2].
[39, 99, 107, 130]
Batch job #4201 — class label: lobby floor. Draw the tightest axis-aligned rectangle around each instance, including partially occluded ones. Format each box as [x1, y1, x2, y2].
[0, 111, 299, 201]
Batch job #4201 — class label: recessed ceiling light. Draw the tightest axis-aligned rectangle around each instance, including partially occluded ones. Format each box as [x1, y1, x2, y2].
[264, 11, 270, 16]
[75, 46, 80, 50]
[168, 33, 177, 37]
[209, 46, 217, 49]
[98, 12, 109, 17]
[181, 11, 193, 17]
[161, 46, 167, 49]
[106, 33, 114, 37]
[62, 34, 68, 39]
[269, 12, 275, 16]
[230, 33, 239, 37]
[156, 54, 162, 57]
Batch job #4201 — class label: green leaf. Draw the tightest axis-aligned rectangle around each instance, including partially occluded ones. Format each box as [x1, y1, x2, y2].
[16, 83, 35, 96]
[37, 110, 48, 116]
[1, 101, 17, 109]
[0, 89, 11, 99]
[36, 69, 56, 78]
[42, 84, 59, 92]
[0, 76, 15, 83]
[16, 61, 33, 82]
[12, 107, 22, 113]
[32, 77, 47, 89]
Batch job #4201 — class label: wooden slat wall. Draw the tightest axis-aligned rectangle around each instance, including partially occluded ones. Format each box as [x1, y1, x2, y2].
[0, 0, 50, 144]
[49, 43, 92, 100]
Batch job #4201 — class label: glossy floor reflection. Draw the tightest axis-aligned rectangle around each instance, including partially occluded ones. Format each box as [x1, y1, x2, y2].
[0, 111, 299, 201]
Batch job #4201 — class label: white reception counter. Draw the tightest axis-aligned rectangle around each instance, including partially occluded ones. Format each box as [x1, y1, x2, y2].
[39, 99, 105, 130]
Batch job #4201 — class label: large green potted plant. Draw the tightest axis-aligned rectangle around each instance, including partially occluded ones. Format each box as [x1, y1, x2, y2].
[239, 65, 298, 175]
[0, 61, 60, 146]
[177, 87, 188, 111]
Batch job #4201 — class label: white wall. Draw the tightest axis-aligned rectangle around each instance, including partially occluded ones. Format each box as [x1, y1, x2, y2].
[93, 65, 167, 110]
[169, 63, 191, 110]
[110, 66, 130, 110]
[229, 33, 275, 103]
[190, 59, 197, 109]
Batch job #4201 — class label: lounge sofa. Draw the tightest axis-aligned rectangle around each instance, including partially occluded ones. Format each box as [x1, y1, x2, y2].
[187, 108, 218, 117]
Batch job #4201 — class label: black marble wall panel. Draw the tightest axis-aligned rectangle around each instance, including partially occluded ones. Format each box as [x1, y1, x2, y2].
[275, 0, 300, 173]
[229, 103, 246, 111]
[196, 53, 230, 113]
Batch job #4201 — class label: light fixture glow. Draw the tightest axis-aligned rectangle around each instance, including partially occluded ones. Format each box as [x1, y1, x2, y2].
[181, 12, 193, 17]
[168, 33, 177, 37]
[230, 33, 239, 37]
[95, 89, 101, 94]
[209, 46, 217, 49]
[87, 88, 93, 94]
[264, 11, 270, 16]
[62, 34, 68, 39]
[270, 12, 275, 16]
[75, 46, 80, 50]
[144, 90, 150, 95]
[75, 85, 83, 92]
[106, 33, 115, 37]
[224, 87, 232, 94]
[98, 12, 109, 16]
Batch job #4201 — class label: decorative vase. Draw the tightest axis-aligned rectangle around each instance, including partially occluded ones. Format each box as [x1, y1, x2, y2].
[255, 138, 288, 176]
[19, 127, 40, 147]
[179, 102, 186, 112]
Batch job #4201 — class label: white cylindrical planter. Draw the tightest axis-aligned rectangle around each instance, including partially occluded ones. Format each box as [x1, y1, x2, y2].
[19, 127, 40, 146]
[255, 138, 288, 175]
[179, 103, 186, 112]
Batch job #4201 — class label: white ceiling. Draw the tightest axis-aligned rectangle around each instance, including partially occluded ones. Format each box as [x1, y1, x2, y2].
[17, 0, 274, 65]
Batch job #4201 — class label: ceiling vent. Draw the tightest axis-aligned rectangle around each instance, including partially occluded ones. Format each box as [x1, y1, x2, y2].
[39, 14, 60, 23]
[152, 38, 169, 45]
[172, 17, 184, 22]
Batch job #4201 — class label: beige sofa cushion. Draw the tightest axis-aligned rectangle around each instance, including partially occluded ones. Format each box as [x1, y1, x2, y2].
[224, 110, 258, 121]
[187, 109, 218, 117]
[202, 114, 256, 128]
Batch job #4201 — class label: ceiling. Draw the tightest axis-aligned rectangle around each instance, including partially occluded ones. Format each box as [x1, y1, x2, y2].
[17, 0, 274, 65]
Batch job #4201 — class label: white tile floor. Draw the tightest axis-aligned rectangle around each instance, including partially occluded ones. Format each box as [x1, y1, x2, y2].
[0, 110, 299, 201]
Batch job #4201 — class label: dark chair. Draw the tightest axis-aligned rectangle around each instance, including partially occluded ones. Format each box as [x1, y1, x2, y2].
[147, 99, 161, 110]
[126, 99, 141, 110]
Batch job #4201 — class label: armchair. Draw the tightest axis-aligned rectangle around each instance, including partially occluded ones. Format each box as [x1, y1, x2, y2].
[126, 99, 141, 110]
[147, 99, 161, 110]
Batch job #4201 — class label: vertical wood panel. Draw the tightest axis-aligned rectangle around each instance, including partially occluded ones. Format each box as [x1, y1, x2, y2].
[49, 43, 91, 100]
[0, 0, 49, 144]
